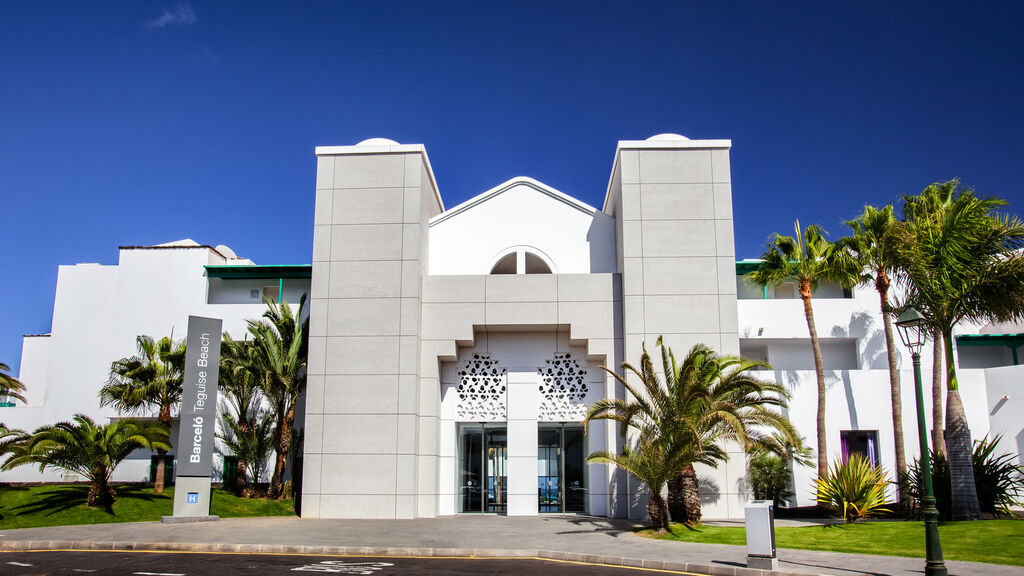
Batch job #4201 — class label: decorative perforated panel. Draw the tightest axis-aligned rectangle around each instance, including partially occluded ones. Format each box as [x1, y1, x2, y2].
[456, 354, 507, 421]
[538, 353, 589, 421]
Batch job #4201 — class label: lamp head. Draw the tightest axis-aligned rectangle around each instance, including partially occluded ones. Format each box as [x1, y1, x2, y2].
[896, 306, 928, 354]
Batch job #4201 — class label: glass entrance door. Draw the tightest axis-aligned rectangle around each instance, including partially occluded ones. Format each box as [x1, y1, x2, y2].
[458, 424, 507, 513]
[538, 424, 587, 513]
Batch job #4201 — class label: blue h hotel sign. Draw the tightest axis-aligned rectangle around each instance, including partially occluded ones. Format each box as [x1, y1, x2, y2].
[169, 315, 222, 520]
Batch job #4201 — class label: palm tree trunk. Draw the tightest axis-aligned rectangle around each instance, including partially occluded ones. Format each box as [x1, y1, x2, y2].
[799, 280, 828, 481]
[667, 472, 685, 522]
[680, 464, 701, 525]
[88, 477, 116, 508]
[154, 448, 167, 494]
[647, 492, 671, 533]
[931, 329, 945, 455]
[235, 412, 252, 496]
[876, 277, 907, 506]
[942, 329, 980, 520]
[269, 404, 294, 499]
[155, 405, 172, 494]
[667, 464, 702, 525]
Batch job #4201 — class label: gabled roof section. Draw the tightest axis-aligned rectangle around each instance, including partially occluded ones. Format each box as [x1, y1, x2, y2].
[429, 176, 597, 226]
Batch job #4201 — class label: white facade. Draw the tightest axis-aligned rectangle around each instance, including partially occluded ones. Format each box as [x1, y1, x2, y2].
[6, 136, 1023, 522]
[2, 240, 307, 483]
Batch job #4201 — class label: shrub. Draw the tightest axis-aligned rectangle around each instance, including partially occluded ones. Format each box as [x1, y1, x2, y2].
[906, 435, 1023, 520]
[813, 454, 891, 522]
[749, 453, 795, 508]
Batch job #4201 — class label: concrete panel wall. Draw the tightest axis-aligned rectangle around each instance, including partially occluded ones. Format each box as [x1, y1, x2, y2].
[609, 138, 739, 519]
[304, 145, 442, 519]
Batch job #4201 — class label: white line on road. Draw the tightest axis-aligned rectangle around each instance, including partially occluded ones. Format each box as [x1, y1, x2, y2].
[7, 562, 34, 567]
[133, 572, 185, 576]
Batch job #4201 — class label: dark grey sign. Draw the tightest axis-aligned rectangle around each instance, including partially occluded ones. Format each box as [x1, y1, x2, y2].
[175, 315, 222, 478]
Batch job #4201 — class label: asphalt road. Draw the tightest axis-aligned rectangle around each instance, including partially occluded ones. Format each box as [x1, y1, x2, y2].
[0, 551, 700, 576]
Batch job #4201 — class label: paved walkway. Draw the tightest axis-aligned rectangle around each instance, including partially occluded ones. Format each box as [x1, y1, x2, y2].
[0, 515, 1018, 576]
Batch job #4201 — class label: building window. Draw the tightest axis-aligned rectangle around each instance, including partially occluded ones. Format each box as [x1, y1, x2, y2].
[488, 248, 554, 274]
[523, 252, 551, 274]
[262, 285, 279, 301]
[490, 253, 517, 274]
[840, 430, 879, 466]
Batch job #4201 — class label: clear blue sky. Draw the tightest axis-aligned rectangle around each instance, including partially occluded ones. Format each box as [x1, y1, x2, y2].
[2, 2, 1022, 373]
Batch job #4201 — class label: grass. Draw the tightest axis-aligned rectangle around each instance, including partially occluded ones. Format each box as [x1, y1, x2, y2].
[0, 483, 295, 530]
[639, 520, 1024, 566]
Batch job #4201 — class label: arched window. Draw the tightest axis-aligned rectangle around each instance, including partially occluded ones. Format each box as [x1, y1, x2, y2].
[524, 252, 551, 274]
[490, 253, 517, 274]
[488, 247, 555, 274]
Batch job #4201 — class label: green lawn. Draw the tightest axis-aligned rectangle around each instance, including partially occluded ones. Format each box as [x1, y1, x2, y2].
[640, 520, 1024, 566]
[0, 484, 295, 530]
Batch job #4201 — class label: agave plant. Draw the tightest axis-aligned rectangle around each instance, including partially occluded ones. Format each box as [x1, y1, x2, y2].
[906, 435, 1023, 519]
[813, 454, 891, 522]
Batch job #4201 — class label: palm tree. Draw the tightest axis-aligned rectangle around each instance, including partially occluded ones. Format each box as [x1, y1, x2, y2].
[894, 180, 1024, 520]
[839, 205, 908, 505]
[0, 424, 29, 459]
[748, 221, 859, 480]
[587, 438, 675, 532]
[218, 407, 276, 489]
[99, 334, 186, 494]
[248, 295, 308, 499]
[0, 362, 27, 404]
[1, 414, 169, 507]
[219, 334, 265, 495]
[902, 182, 955, 455]
[586, 338, 799, 525]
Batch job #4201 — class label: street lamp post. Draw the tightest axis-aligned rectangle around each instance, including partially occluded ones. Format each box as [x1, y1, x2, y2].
[895, 307, 948, 576]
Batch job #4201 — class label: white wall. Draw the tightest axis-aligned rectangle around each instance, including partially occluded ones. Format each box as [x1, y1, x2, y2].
[982, 365, 1024, 466]
[429, 178, 617, 275]
[3, 245, 311, 484]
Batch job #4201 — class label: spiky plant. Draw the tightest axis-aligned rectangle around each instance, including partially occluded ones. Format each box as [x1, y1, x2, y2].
[814, 454, 892, 523]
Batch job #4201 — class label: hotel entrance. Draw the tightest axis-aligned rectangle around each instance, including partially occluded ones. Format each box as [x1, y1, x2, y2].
[537, 424, 586, 513]
[458, 424, 507, 513]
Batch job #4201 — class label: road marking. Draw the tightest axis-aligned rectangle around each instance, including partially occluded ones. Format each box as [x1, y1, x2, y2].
[134, 572, 185, 576]
[3, 550, 703, 575]
[292, 561, 393, 574]
[7, 562, 34, 566]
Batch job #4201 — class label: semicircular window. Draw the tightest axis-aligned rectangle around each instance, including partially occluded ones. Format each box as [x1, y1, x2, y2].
[490, 253, 517, 274]
[489, 250, 553, 274]
[524, 252, 551, 274]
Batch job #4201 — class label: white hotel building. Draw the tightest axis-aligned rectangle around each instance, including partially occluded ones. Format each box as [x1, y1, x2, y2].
[5, 135, 1022, 520]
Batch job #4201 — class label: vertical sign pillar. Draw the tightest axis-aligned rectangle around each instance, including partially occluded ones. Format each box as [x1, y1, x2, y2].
[166, 315, 222, 521]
